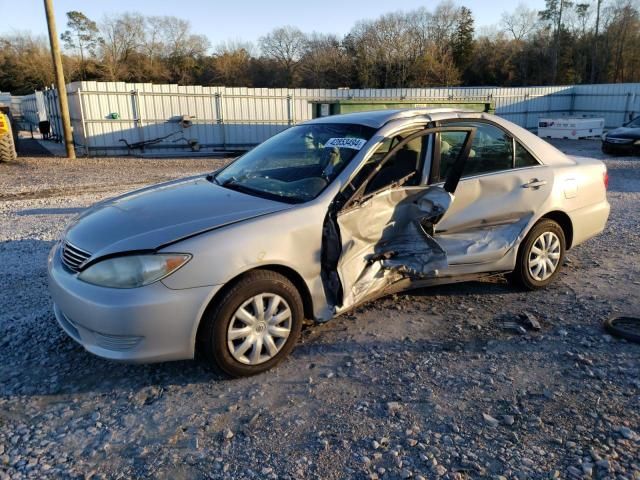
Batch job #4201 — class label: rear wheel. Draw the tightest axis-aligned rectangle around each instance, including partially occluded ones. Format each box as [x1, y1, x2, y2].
[511, 219, 566, 290]
[200, 270, 303, 377]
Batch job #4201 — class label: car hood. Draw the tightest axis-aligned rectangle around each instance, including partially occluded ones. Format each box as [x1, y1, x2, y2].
[64, 176, 292, 259]
[606, 127, 640, 139]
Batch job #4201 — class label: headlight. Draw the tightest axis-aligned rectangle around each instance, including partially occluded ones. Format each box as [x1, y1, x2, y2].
[78, 254, 191, 288]
[634, 140, 640, 145]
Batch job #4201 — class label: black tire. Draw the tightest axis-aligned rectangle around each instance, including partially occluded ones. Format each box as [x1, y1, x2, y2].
[510, 219, 566, 290]
[200, 270, 303, 377]
[603, 316, 640, 343]
[0, 116, 17, 163]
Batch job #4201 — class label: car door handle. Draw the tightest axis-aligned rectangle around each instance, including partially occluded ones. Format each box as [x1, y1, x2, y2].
[522, 179, 547, 189]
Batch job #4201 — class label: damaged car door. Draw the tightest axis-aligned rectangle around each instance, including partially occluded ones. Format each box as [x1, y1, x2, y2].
[328, 127, 476, 312]
[430, 121, 554, 265]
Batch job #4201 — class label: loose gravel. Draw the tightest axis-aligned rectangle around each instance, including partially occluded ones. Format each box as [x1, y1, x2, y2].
[0, 141, 638, 480]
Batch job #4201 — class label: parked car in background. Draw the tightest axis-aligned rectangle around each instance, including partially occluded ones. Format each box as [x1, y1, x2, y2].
[48, 109, 610, 377]
[601, 116, 640, 154]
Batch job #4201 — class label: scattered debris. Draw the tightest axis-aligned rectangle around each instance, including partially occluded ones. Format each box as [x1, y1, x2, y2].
[519, 311, 542, 330]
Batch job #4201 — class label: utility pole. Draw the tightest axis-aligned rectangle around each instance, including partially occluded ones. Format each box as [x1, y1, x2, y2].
[43, 0, 76, 159]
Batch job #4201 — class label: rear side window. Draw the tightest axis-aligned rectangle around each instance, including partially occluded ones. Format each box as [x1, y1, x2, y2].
[515, 141, 539, 168]
[437, 123, 513, 181]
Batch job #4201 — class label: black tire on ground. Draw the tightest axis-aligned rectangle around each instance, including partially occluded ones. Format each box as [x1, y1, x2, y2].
[510, 219, 566, 290]
[200, 270, 304, 377]
[603, 316, 640, 343]
[0, 117, 17, 162]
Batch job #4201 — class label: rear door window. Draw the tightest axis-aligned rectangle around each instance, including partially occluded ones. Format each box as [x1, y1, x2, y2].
[437, 123, 514, 182]
[515, 141, 540, 168]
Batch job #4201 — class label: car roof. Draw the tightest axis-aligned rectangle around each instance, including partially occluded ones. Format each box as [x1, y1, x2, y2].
[304, 108, 475, 129]
[305, 108, 575, 166]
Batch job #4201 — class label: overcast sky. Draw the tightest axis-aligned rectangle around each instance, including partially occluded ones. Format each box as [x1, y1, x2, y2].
[1, 0, 547, 45]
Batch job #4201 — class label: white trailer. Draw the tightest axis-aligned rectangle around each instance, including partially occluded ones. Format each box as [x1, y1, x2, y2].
[537, 117, 604, 139]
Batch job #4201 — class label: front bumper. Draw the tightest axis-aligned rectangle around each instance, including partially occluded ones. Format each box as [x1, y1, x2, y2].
[47, 243, 221, 363]
[602, 139, 639, 153]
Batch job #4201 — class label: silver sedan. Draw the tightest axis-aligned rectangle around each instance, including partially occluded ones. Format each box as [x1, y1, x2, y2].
[48, 109, 610, 376]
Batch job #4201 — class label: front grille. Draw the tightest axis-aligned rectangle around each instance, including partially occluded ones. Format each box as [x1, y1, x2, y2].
[61, 240, 91, 272]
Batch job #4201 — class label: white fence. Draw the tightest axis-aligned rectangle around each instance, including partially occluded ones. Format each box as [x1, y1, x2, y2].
[19, 81, 640, 156]
[18, 91, 46, 125]
[0, 92, 24, 118]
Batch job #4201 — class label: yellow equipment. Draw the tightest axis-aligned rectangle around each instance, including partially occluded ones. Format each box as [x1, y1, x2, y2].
[0, 110, 17, 162]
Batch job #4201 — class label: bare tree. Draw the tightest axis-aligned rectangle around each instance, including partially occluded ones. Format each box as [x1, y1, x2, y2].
[501, 4, 540, 41]
[0, 33, 54, 93]
[98, 13, 145, 81]
[210, 41, 255, 86]
[259, 26, 307, 86]
[299, 33, 351, 87]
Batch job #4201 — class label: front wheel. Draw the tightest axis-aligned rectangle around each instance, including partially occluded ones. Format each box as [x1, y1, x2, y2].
[200, 270, 303, 377]
[510, 219, 566, 290]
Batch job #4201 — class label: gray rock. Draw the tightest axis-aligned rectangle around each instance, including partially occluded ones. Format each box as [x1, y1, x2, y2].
[400, 468, 413, 478]
[482, 413, 500, 428]
[567, 466, 582, 477]
[618, 426, 636, 440]
[387, 402, 402, 414]
[502, 415, 515, 426]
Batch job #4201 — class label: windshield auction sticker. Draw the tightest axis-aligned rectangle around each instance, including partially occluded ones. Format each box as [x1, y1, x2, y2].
[324, 138, 367, 150]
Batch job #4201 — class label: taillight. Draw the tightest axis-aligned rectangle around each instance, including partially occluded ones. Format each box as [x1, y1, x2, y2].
[603, 171, 609, 189]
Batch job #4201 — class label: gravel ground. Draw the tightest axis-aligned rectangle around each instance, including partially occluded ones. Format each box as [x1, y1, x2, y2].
[0, 141, 638, 480]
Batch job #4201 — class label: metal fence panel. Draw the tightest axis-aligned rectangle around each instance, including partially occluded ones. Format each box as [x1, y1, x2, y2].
[19, 81, 640, 156]
[572, 83, 640, 127]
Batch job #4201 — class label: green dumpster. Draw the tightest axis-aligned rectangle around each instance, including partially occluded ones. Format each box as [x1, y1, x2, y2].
[311, 99, 494, 118]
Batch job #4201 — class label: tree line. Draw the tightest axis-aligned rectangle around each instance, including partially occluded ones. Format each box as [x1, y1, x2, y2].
[1, 0, 639, 95]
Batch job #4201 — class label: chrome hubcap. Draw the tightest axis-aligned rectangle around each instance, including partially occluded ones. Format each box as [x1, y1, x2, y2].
[227, 293, 292, 365]
[528, 231, 561, 281]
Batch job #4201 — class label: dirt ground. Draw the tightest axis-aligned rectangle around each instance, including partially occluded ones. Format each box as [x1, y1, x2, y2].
[0, 140, 638, 480]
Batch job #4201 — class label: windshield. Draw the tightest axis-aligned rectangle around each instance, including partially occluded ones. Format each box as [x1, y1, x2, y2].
[625, 117, 640, 128]
[213, 123, 376, 203]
